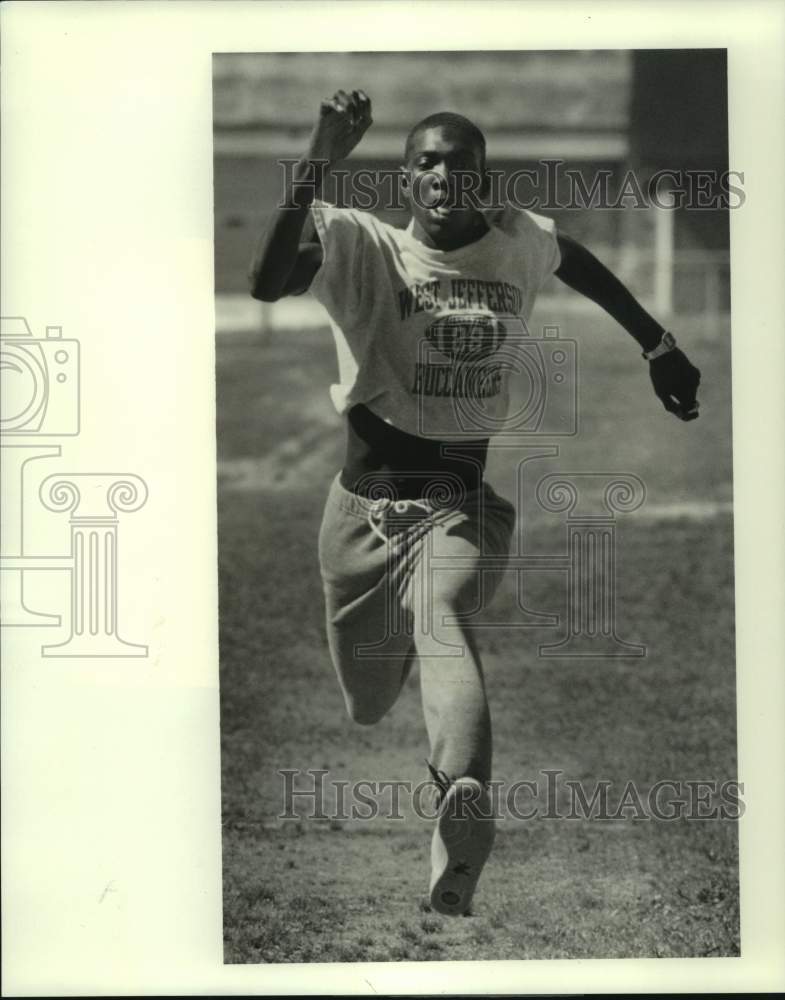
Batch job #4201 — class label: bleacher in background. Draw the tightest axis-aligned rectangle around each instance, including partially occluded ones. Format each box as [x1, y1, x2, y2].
[212, 51, 730, 329]
[213, 51, 630, 156]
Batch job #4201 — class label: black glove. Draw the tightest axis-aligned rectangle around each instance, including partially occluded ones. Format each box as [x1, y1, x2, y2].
[649, 347, 701, 421]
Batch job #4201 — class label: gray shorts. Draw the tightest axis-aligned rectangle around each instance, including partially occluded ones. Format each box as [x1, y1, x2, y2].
[318, 473, 516, 675]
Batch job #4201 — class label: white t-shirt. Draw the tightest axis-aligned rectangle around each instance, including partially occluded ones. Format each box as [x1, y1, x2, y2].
[308, 199, 561, 438]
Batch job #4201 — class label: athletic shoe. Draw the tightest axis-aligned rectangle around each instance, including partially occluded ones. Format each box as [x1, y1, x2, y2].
[427, 766, 496, 917]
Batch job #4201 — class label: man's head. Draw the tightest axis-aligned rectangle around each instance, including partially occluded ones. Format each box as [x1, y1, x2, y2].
[401, 112, 490, 249]
[404, 112, 486, 172]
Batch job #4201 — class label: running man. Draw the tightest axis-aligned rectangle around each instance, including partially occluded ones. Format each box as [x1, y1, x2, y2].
[248, 89, 701, 916]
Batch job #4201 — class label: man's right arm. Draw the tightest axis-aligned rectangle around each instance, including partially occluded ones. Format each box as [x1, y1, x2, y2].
[247, 158, 326, 301]
[248, 89, 373, 302]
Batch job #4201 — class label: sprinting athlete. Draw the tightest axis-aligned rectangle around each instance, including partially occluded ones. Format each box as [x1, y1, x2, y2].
[248, 89, 701, 916]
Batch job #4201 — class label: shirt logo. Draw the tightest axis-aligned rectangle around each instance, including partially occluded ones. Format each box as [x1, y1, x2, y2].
[424, 313, 507, 362]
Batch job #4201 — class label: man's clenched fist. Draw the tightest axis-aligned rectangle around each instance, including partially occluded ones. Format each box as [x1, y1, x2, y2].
[649, 347, 701, 421]
[305, 89, 373, 164]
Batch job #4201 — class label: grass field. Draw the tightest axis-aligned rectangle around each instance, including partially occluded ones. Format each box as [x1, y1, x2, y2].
[217, 305, 738, 963]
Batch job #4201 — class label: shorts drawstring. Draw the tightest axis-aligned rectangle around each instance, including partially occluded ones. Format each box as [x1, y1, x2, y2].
[366, 497, 433, 544]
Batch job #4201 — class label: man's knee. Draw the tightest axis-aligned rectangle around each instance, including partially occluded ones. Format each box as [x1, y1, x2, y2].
[345, 695, 389, 726]
[409, 575, 481, 621]
[410, 596, 475, 658]
[420, 590, 479, 635]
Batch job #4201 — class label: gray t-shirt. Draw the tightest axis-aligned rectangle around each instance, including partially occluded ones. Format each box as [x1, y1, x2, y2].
[309, 199, 561, 438]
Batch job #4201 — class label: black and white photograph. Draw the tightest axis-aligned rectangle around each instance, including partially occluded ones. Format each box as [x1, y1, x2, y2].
[215, 49, 739, 962]
[3, 3, 785, 994]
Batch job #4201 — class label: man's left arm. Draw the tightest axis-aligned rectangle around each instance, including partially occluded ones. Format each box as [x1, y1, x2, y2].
[554, 232, 701, 421]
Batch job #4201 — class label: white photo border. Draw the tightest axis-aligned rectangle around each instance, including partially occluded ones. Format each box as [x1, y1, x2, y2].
[2, 0, 784, 994]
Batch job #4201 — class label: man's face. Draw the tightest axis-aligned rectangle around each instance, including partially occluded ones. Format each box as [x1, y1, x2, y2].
[403, 126, 487, 248]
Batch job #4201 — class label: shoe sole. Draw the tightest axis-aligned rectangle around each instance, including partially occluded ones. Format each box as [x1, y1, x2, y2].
[429, 777, 496, 917]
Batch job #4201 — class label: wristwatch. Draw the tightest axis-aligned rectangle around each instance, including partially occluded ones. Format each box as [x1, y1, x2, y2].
[642, 330, 676, 361]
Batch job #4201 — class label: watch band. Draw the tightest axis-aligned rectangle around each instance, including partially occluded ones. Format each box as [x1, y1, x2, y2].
[642, 331, 677, 361]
